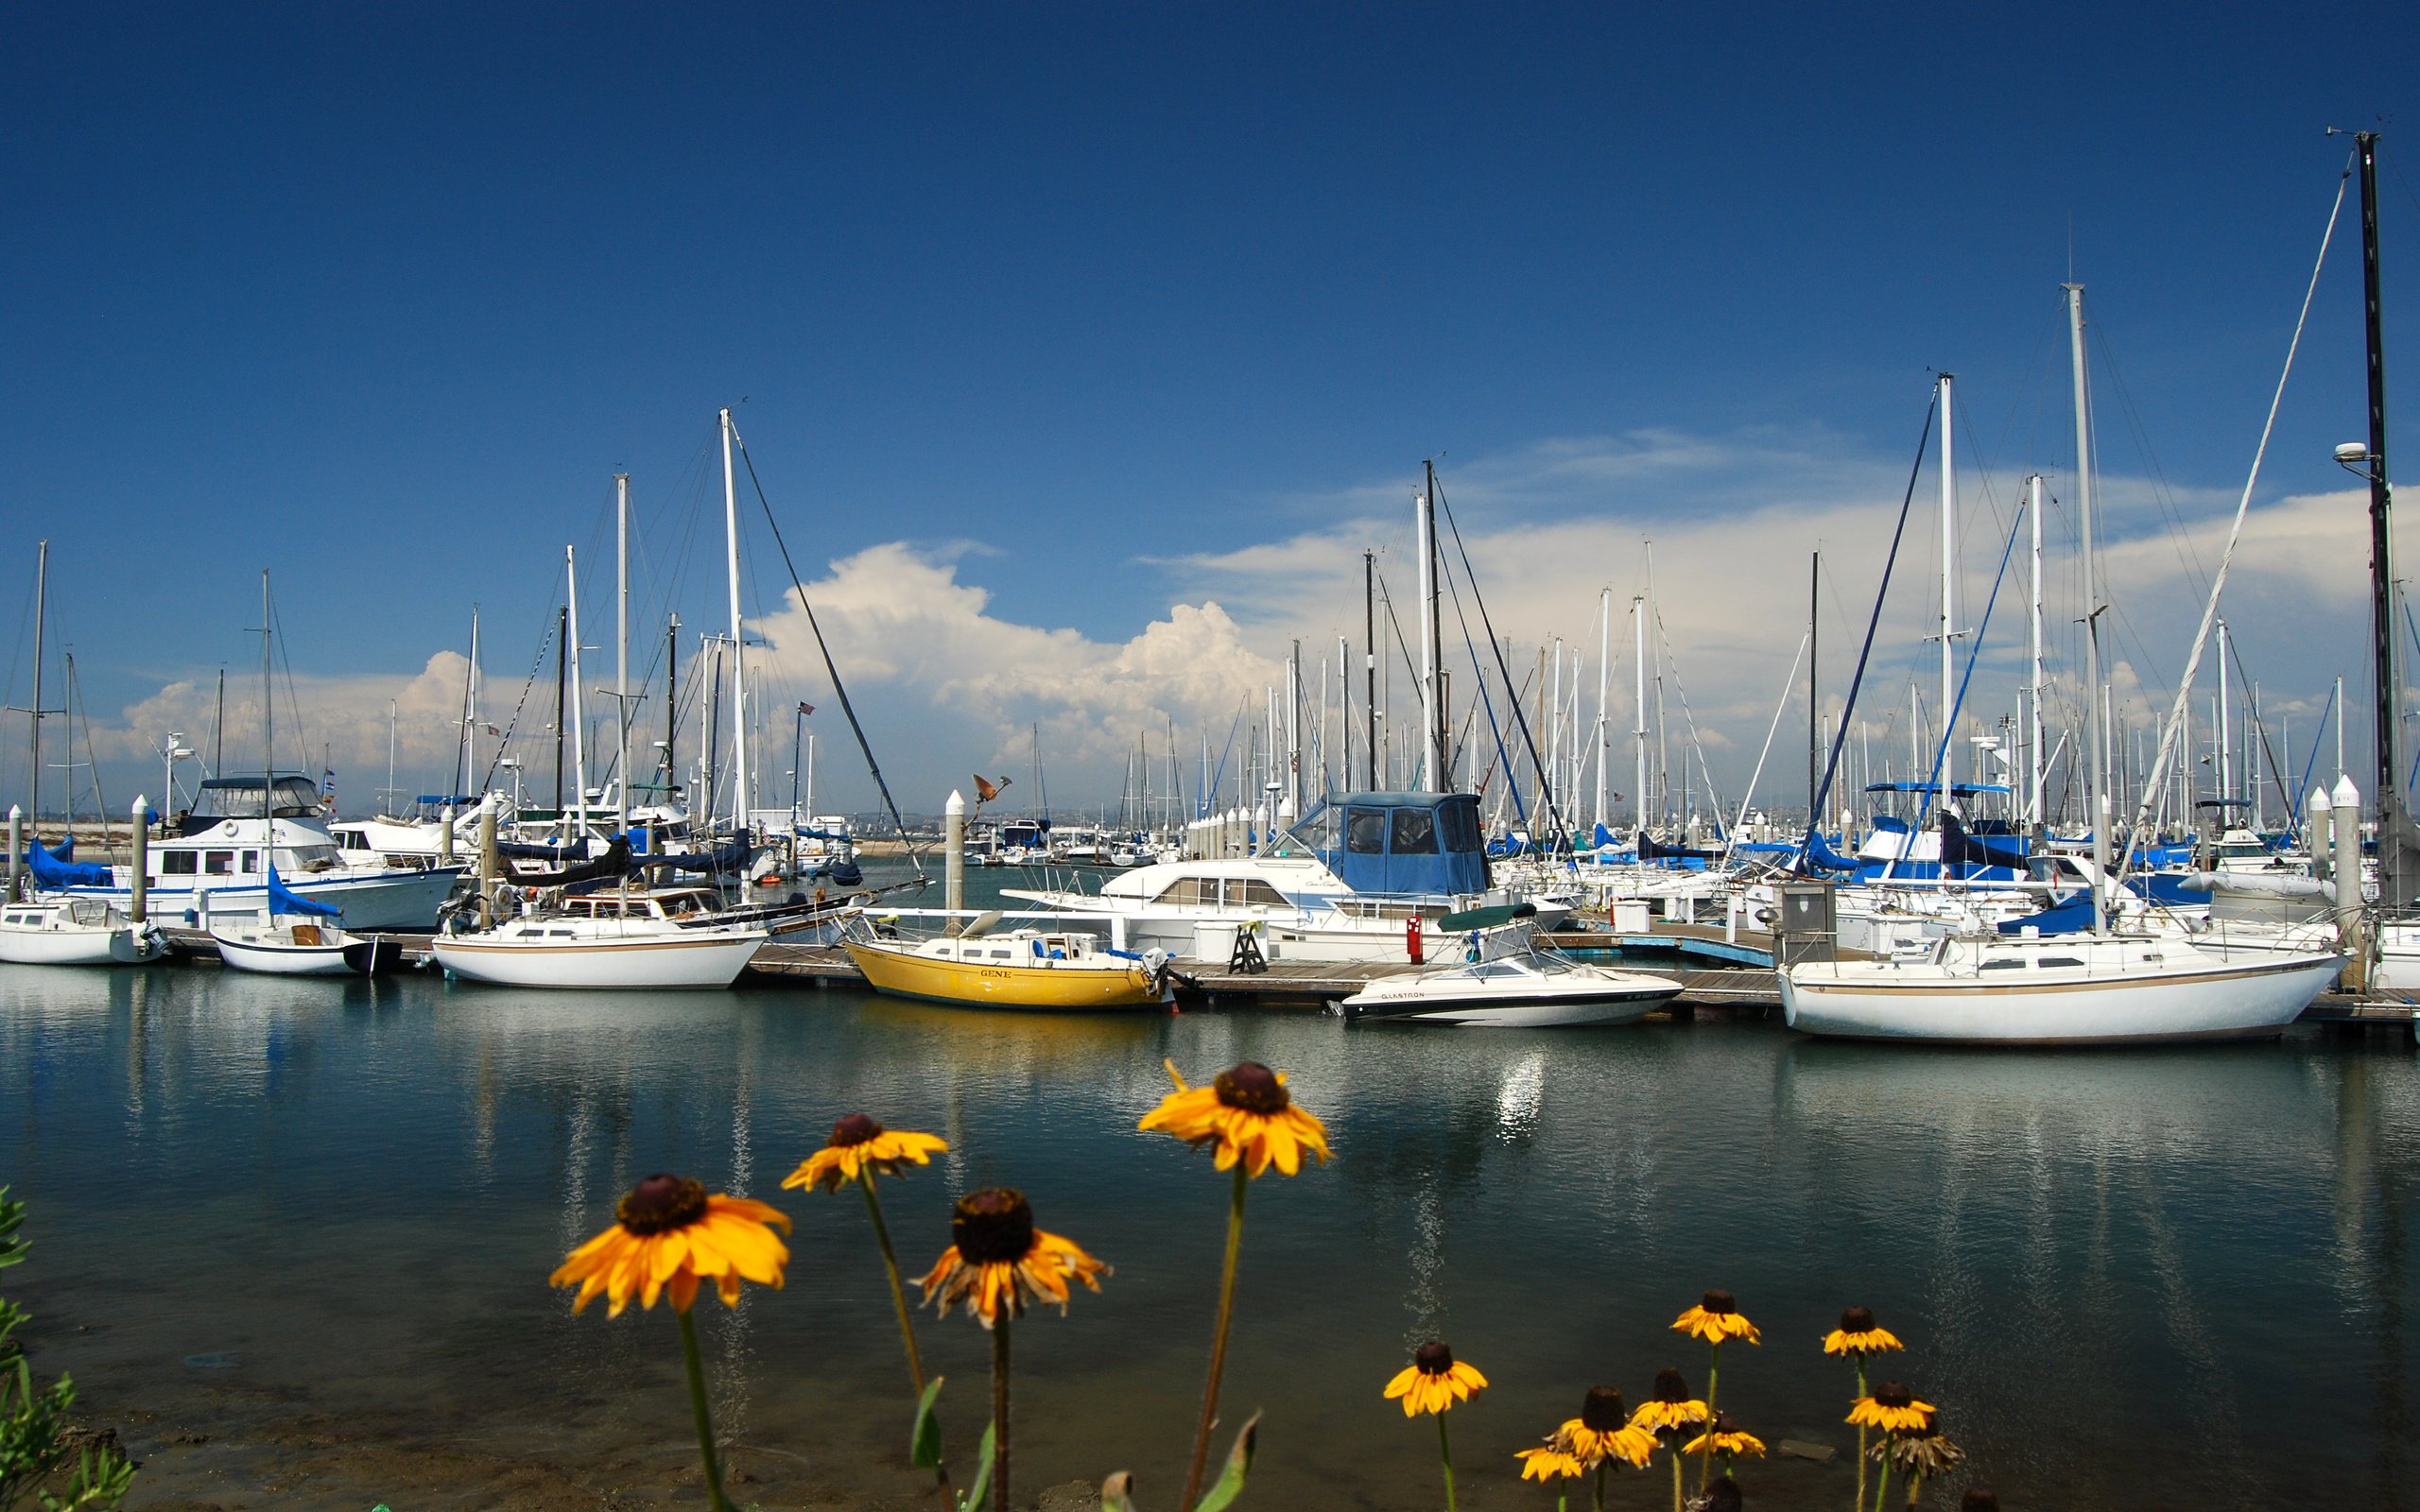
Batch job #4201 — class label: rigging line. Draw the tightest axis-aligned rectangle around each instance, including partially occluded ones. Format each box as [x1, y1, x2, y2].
[1720, 630, 1810, 867]
[733, 432, 923, 874]
[1646, 601, 1732, 828]
[1913, 498, 2029, 833]
[1433, 522, 1529, 826]
[2221, 627, 2298, 819]
[481, 602, 562, 801]
[1432, 477, 1570, 845]
[1804, 391, 1938, 864]
[2296, 680, 2340, 804]
[2087, 308, 2209, 594]
[2118, 155, 2350, 883]
[1368, 567, 1426, 690]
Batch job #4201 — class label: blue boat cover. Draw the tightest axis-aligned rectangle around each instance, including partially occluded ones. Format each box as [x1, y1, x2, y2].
[26, 837, 112, 887]
[268, 866, 341, 919]
[1289, 792, 1490, 896]
[1800, 830, 1863, 872]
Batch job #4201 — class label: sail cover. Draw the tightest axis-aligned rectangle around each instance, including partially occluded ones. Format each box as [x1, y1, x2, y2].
[26, 837, 112, 887]
[268, 865, 341, 919]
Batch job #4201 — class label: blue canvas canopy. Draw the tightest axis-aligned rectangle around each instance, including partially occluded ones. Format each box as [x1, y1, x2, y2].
[268, 866, 340, 919]
[1288, 792, 1489, 896]
[25, 837, 112, 888]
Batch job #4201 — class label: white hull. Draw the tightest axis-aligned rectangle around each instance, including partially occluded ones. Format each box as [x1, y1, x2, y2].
[60, 868, 463, 931]
[1782, 937, 2342, 1044]
[432, 926, 767, 988]
[209, 930, 362, 977]
[1342, 958, 1681, 1027]
[0, 927, 164, 966]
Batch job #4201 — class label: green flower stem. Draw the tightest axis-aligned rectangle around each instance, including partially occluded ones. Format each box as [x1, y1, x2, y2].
[1853, 1361, 1870, 1512]
[1179, 1162, 1251, 1512]
[1437, 1411, 1458, 1512]
[1870, 1456, 1893, 1512]
[1906, 1471, 1925, 1508]
[677, 1306, 731, 1512]
[857, 1172, 953, 1506]
[1593, 1462, 1606, 1512]
[1699, 1341, 1722, 1495]
[992, 1316, 1012, 1512]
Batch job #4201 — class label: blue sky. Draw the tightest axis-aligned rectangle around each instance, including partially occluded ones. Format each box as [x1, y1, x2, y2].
[1, 3, 2411, 816]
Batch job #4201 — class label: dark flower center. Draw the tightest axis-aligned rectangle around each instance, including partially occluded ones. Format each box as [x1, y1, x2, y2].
[616, 1174, 708, 1235]
[1700, 1288, 1736, 1314]
[1651, 1366, 1690, 1402]
[1875, 1381, 1913, 1409]
[1215, 1061, 1291, 1115]
[1841, 1305, 1876, 1332]
[952, 1188, 1036, 1264]
[830, 1112, 884, 1147]
[1414, 1341, 1455, 1376]
[1960, 1489, 2000, 1511]
[1710, 1413, 1741, 1436]
[1581, 1385, 1628, 1432]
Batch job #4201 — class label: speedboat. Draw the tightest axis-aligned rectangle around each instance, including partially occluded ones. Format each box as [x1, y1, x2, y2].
[1780, 930, 2342, 1044]
[842, 911, 1171, 1010]
[0, 897, 165, 966]
[1339, 903, 1682, 1026]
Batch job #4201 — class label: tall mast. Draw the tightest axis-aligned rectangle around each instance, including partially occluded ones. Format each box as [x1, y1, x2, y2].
[2028, 473, 2045, 833]
[719, 408, 750, 836]
[1363, 550, 1377, 790]
[661, 613, 681, 804]
[2217, 619, 2233, 816]
[1595, 588, 1611, 829]
[2356, 131, 2406, 902]
[1285, 639, 1302, 818]
[615, 472, 631, 832]
[566, 546, 588, 841]
[25, 541, 44, 819]
[1937, 372, 1958, 801]
[1416, 464, 1443, 792]
[259, 571, 272, 834]
[1632, 594, 1648, 833]
[2067, 283, 2108, 933]
[1808, 551, 1820, 827]
[554, 605, 568, 812]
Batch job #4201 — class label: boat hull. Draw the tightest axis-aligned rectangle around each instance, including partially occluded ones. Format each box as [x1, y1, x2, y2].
[842, 940, 1163, 1010]
[211, 932, 361, 976]
[1780, 953, 2342, 1044]
[432, 929, 766, 988]
[1342, 967, 1681, 1027]
[69, 867, 467, 931]
[0, 927, 164, 967]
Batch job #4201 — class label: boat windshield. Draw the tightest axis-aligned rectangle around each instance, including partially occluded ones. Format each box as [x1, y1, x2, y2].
[191, 776, 325, 821]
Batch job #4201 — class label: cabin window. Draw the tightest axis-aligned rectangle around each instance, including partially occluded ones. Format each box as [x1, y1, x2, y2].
[1439, 797, 1481, 852]
[241, 850, 260, 874]
[989, 949, 1012, 960]
[162, 851, 199, 876]
[204, 851, 234, 875]
[1346, 808, 1385, 853]
[1979, 960, 2025, 971]
[1152, 877, 1215, 906]
[1391, 808, 1438, 853]
[1222, 878, 1287, 907]
[2038, 956, 2086, 969]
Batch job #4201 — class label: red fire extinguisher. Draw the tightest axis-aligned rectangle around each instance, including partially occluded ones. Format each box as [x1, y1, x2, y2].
[1407, 913, 1426, 965]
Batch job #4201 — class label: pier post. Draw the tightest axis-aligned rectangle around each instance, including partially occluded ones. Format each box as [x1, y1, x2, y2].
[2334, 776, 2365, 990]
[440, 804, 456, 865]
[5, 805, 18, 902]
[477, 798, 499, 929]
[130, 796, 148, 924]
[2308, 786, 2333, 882]
[945, 789, 966, 928]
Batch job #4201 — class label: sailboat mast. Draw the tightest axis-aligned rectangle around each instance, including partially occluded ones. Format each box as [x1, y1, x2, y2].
[1808, 552, 1820, 827]
[25, 541, 44, 820]
[2067, 284, 2108, 933]
[719, 408, 749, 836]
[1416, 465, 1442, 792]
[1938, 372, 1958, 801]
[554, 606, 567, 811]
[662, 614, 681, 802]
[1595, 588, 1611, 829]
[259, 571, 272, 835]
[2356, 131, 2405, 902]
[1363, 550, 1377, 790]
[2028, 473, 2045, 833]
[615, 471, 631, 833]
[1632, 594, 1648, 833]
[566, 546, 589, 841]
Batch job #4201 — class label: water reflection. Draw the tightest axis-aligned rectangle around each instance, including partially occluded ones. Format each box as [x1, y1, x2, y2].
[0, 965, 2412, 1509]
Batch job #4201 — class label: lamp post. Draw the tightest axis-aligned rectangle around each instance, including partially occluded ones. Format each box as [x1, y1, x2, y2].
[162, 733, 194, 817]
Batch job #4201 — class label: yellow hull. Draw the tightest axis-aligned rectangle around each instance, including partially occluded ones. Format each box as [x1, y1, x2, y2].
[842, 940, 1164, 1010]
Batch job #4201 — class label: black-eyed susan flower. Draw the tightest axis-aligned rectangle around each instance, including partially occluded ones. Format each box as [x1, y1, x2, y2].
[919, 1188, 1107, 1330]
[1681, 1414, 1766, 1459]
[1628, 1367, 1709, 1435]
[1383, 1341, 1488, 1417]
[1670, 1288, 1759, 1345]
[550, 1174, 790, 1316]
[1824, 1304, 1904, 1358]
[782, 1113, 946, 1193]
[1138, 1059, 1330, 1177]
[1548, 1385, 1655, 1469]
[1879, 1428, 1964, 1479]
[1847, 1380, 1937, 1435]
[1514, 1444, 1588, 1482]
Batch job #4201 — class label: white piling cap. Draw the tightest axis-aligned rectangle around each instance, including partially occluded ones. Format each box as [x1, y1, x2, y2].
[6, 805, 17, 819]
[131, 795, 147, 816]
[2309, 786, 2334, 816]
[2333, 773, 2362, 809]
[946, 789, 965, 816]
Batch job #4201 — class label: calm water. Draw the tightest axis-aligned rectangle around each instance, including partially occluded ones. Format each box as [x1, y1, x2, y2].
[1, 941, 2415, 1510]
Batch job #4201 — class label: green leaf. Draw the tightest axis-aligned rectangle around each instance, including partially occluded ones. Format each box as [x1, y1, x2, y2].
[1191, 1411, 1262, 1512]
[0, 1188, 27, 1270]
[955, 1419, 996, 1512]
[909, 1376, 946, 1469]
[1099, 1469, 1139, 1512]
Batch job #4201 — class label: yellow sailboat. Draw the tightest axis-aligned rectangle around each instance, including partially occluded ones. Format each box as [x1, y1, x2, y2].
[842, 913, 1170, 1010]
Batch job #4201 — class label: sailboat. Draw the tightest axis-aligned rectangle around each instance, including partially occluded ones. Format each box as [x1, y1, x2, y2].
[206, 867, 399, 976]
[1784, 289, 2342, 1043]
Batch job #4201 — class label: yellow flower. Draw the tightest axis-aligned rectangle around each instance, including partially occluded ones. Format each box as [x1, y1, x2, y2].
[1138, 1059, 1330, 1177]
[1670, 1288, 1759, 1345]
[1847, 1381, 1937, 1435]
[782, 1112, 947, 1193]
[549, 1174, 791, 1317]
[1682, 1414, 1766, 1458]
[1515, 1445, 1587, 1481]
[1629, 1367, 1709, 1435]
[1824, 1304, 1904, 1357]
[1547, 1386, 1655, 1468]
[1382, 1341, 1487, 1418]
[918, 1188, 1108, 1330]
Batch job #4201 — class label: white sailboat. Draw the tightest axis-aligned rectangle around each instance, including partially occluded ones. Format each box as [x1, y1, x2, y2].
[0, 895, 164, 966]
[1785, 294, 2342, 1043]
